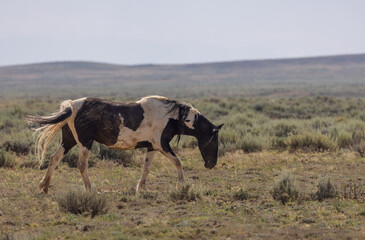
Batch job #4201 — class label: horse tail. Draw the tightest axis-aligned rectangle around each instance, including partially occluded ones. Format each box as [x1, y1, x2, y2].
[26, 100, 73, 167]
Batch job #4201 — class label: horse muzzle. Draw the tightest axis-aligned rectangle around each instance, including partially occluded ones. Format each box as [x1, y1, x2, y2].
[204, 160, 217, 169]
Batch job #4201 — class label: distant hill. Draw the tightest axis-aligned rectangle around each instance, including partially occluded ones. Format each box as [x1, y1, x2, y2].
[1, 54, 365, 99]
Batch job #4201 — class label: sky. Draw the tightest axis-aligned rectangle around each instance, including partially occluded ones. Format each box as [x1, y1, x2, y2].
[1, 0, 365, 66]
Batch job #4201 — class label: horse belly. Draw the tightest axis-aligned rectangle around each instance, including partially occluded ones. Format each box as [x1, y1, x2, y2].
[108, 127, 142, 150]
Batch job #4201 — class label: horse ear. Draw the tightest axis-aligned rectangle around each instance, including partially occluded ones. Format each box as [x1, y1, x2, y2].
[213, 124, 224, 133]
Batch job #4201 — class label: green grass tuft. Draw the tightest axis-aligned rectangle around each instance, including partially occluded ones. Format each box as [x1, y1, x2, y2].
[169, 184, 201, 202]
[233, 188, 249, 201]
[312, 177, 338, 201]
[272, 172, 299, 205]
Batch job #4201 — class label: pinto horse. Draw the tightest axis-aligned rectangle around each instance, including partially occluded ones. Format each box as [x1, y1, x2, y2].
[27, 96, 223, 193]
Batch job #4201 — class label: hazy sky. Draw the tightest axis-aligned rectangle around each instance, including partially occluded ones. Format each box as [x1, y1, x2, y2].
[1, 0, 364, 66]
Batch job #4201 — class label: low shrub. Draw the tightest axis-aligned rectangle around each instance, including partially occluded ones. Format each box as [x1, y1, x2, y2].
[19, 154, 39, 169]
[354, 140, 365, 157]
[272, 172, 299, 205]
[287, 133, 336, 152]
[334, 131, 353, 148]
[169, 184, 201, 202]
[311, 118, 331, 130]
[218, 142, 237, 156]
[233, 188, 249, 201]
[272, 137, 288, 151]
[312, 177, 338, 201]
[237, 136, 264, 153]
[330, 121, 365, 150]
[273, 122, 297, 137]
[57, 189, 108, 218]
[0, 120, 15, 130]
[3, 141, 33, 155]
[0, 149, 16, 168]
[253, 103, 264, 112]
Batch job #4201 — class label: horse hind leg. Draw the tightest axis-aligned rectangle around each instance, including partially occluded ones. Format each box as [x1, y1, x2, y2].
[39, 125, 76, 193]
[39, 146, 65, 193]
[77, 146, 92, 190]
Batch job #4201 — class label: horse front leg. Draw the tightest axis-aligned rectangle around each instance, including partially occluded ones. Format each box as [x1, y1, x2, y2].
[161, 150, 185, 190]
[136, 150, 156, 193]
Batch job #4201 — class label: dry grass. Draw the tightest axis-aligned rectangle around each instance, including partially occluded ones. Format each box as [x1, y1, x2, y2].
[1, 149, 364, 239]
[340, 183, 365, 200]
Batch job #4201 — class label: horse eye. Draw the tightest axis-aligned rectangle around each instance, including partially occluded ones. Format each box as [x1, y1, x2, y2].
[186, 120, 191, 122]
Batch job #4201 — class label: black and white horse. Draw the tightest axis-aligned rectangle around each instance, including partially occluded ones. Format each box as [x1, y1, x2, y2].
[27, 96, 223, 193]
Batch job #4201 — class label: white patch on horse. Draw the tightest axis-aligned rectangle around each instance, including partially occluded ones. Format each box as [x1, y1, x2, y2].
[110, 96, 187, 151]
[71, 97, 87, 113]
[185, 107, 199, 129]
[118, 113, 124, 125]
[66, 97, 87, 146]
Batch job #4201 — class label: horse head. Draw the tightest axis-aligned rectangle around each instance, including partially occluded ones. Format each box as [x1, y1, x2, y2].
[195, 116, 223, 169]
[181, 110, 223, 169]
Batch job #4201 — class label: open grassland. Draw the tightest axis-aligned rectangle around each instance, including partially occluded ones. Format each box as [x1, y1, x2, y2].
[0, 96, 364, 239]
[1, 150, 364, 239]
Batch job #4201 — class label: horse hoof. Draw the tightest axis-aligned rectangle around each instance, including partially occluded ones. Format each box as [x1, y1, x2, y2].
[39, 187, 48, 194]
[136, 183, 148, 193]
[39, 182, 49, 194]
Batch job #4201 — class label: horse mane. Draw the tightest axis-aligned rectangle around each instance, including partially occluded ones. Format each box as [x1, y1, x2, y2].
[142, 96, 195, 144]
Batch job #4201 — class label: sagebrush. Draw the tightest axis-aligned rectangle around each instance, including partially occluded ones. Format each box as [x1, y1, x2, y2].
[57, 189, 108, 218]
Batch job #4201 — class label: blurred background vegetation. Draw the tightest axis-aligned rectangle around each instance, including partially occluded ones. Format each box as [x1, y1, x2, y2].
[1, 53, 365, 167]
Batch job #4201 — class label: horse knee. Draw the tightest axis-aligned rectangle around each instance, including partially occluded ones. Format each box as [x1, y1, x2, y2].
[79, 147, 89, 156]
[49, 155, 59, 166]
[77, 147, 90, 173]
[77, 160, 87, 174]
[49, 147, 65, 166]
[173, 159, 182, 168]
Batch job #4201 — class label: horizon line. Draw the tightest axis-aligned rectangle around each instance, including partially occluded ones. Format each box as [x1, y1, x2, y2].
[1, 52, 365, 68]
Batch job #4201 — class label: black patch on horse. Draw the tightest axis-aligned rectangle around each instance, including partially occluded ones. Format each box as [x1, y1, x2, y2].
[159, 99, 191, 144]
[61, 124, 77, 154]
[161, 118, 179, 155]
[135, 141, 154, 151]
[74, 98, 144, 149]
